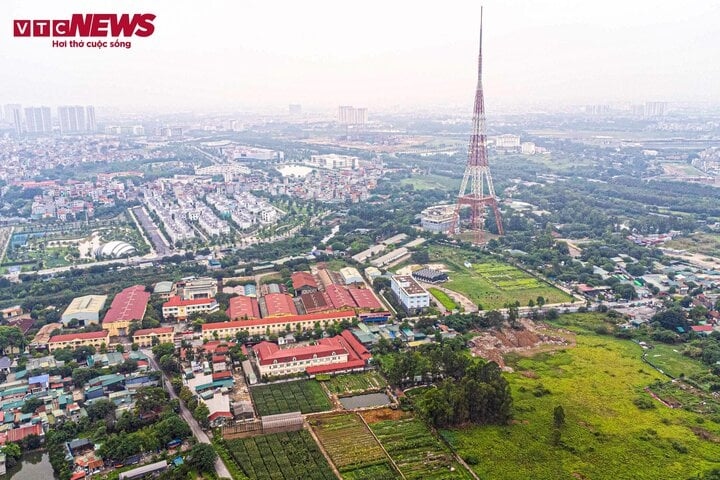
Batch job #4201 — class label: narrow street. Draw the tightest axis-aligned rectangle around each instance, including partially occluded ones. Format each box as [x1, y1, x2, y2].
[143, 350, 233, 479]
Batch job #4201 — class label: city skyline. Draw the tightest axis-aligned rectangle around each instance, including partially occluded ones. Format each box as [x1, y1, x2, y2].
[2, 0, 719, 112]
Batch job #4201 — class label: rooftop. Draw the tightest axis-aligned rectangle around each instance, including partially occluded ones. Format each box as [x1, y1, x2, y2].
[163, 296, 216, 308]
[63, 295, 108, 316]
[103, 285, 150, 324]
[133, 327, 174, 336]
[392, 275, 427, 295]
[202, 310, 356, 331]
[49, 331, 109, 343]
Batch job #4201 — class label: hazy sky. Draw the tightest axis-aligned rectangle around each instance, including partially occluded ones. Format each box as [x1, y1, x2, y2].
[2, 0, 719, 112]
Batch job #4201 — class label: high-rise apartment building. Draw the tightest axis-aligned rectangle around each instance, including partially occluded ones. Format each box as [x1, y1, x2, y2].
[24, 107, 52, 134]
[85, 105, 97, 132]
[338, 106, 367, 125]
[58, 105, 87, 133]
[4, 104, 22, 135]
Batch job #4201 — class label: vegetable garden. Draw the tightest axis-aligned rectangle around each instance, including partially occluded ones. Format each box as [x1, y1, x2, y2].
[250, 380, 331, 416]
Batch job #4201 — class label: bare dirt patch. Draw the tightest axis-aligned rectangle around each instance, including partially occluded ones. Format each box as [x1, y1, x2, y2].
[359, 407, 411, 424]
[467, 319, 575, 370]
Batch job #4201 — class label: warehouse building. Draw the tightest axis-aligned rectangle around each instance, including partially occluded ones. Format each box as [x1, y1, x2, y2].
[102, 285, 150, 336]
[61, 295, 108, 327]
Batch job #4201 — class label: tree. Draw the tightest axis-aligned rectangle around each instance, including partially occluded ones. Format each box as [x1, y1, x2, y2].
[159, 354, 180, 374]
[3, 442, 21, 468]
[193, 402, 210, 428]
[86, 398, 117, 424]
[152, 342, 175, 358]
[21, 397, 44, 414]
[0, 326, 26, 356]
[188, 443, 217, 473]
[553, 405, 565, 428]
[135, 386, 168, 416]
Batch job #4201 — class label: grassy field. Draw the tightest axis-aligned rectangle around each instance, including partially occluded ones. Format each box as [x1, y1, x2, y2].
[427, 287, 458, 310]
[400, 174, 460, 192]
[444, 326, 720, 480]
[370, 418, 472, 480]
[309, 413, 398, 479]
[665, 233, 720, 258]
[429, 246, 573, 310]
[324, 371, 387, 396]
[645, 343, 708, 379]
[226, 430, 335, 480]
[250, 380, 331, 416]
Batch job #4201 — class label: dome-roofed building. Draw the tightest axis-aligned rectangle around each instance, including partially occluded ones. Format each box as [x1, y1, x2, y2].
[95, 240, 136, 258]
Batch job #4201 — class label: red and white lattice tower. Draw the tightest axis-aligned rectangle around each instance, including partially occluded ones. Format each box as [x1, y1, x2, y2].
[451, 7, 504, 244]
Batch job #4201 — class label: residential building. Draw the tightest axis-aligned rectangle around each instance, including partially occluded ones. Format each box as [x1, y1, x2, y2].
[4, 104, 22, 135]
[337, 106, 367, 125]
[102, 285, 150, 336]
[58, 106, 86, 133]
[61, 295, 108, 327]
[201, 310, 356, 339]
[24, 106, 52, 134]
[132, 327, 174, 347]
[162, 296, 218, 320]
[390, 275, 430, 312]
[48, 331, 110, 352]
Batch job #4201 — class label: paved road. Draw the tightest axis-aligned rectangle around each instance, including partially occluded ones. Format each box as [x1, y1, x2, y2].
[144, 350, 233, 479]
[132, 206, 172, 255]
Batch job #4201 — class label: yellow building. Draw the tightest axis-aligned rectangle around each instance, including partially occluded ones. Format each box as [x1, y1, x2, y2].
[132, 327, 175, 347]
[48, 331, 110, 352]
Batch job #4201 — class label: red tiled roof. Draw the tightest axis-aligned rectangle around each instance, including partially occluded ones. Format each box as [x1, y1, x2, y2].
[263, 293, 298, 317]
[2, 424, 43, 443]
[163, 296, 216, 307]
[202, 310, 356, 331]
[133, 327, 174, 336]
[7, 316, 34, 334]
[326, 285, 356, 309]
[691, 325, 714, 332]
[340, 330, 372, 360]
[300, 292, 331, 314]
[208, 411, 233, 421]
[103, 285, 150, 324]
[306, 359, 366, 375]
[212, 355, 227, 364]
[348, 287, 382, 310]
[227, 296, 260, 320]
[212, 371, 233, 381]
[254, 337, 348, 366]
[70, 472, 86, 480]
[49, 331, 109, 343]
[291, 272, 318, 291]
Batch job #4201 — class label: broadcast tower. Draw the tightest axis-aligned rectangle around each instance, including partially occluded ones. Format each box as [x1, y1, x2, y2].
[451, 7, 504, 244]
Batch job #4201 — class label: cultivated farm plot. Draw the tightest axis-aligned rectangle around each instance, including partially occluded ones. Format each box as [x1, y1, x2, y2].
[251, 380, 331, 416]
[226, 430, 335, 480]
[370, 418, 472, 479]
[325, 371, 387, 396]
[309, 413, 399, 479]
[428, 287, 458, 310]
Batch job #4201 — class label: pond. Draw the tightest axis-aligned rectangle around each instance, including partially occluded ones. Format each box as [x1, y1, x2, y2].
[7, 451, 56, 480]
[339, 392, 391, 410]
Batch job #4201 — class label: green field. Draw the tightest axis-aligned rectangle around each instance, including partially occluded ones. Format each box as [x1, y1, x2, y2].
[645, 343, 709, 379]
[370, 418, 472, 480]
[429, 246, 573, 310]
[444, 327, 720, 480]
[250, 380, 331, 416]
[428, 287, 458, 311]
[226, 430, 335, 480]
[324, 371, 387, 396]
[309, 413, 399, 479]
[400, 174, 460, 192]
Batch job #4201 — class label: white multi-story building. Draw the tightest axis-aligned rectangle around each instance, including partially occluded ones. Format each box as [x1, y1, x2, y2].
[24, 107, 52, 134]
[421, 205, 455, 234]
[390, 275, 430, 312]
[494, 134, 521, 150]
[307, 154, 358, 170]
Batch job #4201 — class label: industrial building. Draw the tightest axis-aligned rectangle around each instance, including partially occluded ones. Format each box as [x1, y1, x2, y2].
[339, 267, 363, 285]
[420, 205, 455, 234]
[227, 295, 261, 320]
[291, 272, 318, 295]
[61, 295, 108, 327]
[390, 275, 430, 312]
[260, 293, 298, 317]
[102, 285, 150, 336]
[412, 268, 449, 284]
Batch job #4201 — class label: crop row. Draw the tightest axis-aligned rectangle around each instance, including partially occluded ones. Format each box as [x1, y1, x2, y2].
[310, 413, 389, 471]
[251, 379, 331, 416]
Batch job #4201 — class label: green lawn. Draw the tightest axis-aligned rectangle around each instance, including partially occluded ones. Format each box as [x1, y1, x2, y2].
[665, 233, 720, 258]
[444, 329, 720, 480]
[250, 380, 332, 416]
[427, 288, 458, 310]
[429, 246, 573, 310]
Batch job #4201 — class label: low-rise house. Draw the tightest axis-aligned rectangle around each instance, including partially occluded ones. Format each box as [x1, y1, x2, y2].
[132, 327, 175, 347]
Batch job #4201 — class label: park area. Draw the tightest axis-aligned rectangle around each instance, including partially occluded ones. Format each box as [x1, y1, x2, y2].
[250, 380, 331, 416]
[309, 413, 398, 479]
[323, 371, 387, 396]
[444, 318, 720, 480]
[226, 430, 335, 480]
[369, 417, 472, 480]
[429, 246, 573, 310]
